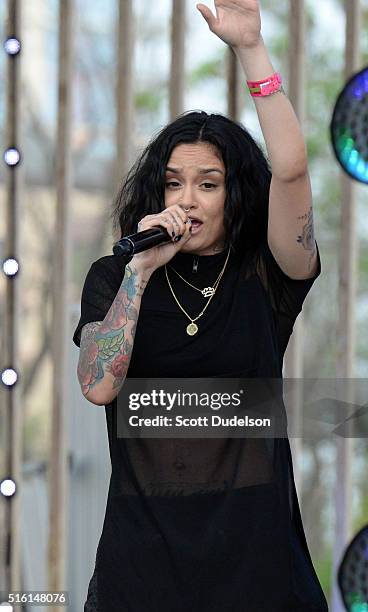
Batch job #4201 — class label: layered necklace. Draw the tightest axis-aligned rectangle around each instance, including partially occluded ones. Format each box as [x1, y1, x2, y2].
[164, 247, 231, 336]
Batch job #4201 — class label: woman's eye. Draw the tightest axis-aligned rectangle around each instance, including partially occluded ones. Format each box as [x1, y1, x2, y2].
[165, 182, 180, 188]
[165, 182, 217, 189]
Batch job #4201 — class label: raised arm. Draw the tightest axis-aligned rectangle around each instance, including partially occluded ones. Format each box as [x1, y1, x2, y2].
[197, 0, 319, 280]
[77, 205, 192, 406]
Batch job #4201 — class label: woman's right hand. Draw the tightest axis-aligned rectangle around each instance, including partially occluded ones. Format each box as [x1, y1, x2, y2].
[130, 205, 193, 277]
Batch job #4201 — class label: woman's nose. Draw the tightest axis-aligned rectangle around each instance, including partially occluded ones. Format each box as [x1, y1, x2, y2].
[179, 183, 195, 206]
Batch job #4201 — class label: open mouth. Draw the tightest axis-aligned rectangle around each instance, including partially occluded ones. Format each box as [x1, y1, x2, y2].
[189, 219, 203, 234]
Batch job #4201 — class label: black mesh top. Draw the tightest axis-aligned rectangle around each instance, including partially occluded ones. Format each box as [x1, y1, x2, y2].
[73, 240, 328, 612]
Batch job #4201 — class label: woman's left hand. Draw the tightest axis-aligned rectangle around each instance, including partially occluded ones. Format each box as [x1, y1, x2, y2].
[196, 0, 262, 50]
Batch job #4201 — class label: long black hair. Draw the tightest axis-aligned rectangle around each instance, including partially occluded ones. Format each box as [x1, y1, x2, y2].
[109, 111, 313, 331]
[110, 110, 272, 258]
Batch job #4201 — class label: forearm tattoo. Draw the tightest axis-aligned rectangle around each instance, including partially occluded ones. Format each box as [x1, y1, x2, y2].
[296, 205, 316, 271]
[77, 264, 148, 398]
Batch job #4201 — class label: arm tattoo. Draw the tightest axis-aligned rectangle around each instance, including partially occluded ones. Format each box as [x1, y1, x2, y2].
[296, 205, 317, 271]
[77, 264, 148, 398]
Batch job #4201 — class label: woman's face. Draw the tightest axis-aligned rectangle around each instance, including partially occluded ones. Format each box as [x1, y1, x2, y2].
[164, 142, 226, 256]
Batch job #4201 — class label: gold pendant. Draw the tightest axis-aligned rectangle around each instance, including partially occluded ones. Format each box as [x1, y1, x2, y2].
[186, 322, 198, 336]
[201, 286, 215, 297]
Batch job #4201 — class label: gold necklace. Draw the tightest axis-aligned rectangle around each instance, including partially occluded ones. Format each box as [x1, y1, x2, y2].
[164, 247, 231, 336]
[167, 250, 229, 297]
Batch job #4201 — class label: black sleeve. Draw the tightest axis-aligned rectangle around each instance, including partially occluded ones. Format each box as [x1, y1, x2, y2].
[72, 257, 126, 348]
[257, 239, 322, 357]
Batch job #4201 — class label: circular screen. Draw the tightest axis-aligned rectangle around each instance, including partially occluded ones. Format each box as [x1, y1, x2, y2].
[330, 65, 368, 185]
[338, 524, 368, 610]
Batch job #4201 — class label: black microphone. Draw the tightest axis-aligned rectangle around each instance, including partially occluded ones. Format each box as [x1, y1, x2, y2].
[112, 226, 173, 258]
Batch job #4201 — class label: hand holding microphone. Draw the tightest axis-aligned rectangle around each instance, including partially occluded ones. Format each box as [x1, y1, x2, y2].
[113, 205, 193, 277]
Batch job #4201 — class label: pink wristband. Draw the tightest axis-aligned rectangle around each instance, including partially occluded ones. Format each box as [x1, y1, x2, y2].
[247, 72, 283, 97]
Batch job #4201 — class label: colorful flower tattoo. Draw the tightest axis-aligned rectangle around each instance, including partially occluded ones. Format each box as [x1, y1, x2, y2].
[77, 264, 148, 401]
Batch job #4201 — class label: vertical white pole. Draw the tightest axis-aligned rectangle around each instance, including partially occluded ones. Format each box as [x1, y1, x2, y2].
[3, 0, 23, 593]
[331, 2, 360, 610]
[48, 0, 74, 603]
[116, 0, 135, 191]
[284, 0, 306, 496]
[170, 0, 186, 120]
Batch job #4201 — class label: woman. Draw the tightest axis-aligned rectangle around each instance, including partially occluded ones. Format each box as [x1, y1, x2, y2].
[73, 1, 328, 610]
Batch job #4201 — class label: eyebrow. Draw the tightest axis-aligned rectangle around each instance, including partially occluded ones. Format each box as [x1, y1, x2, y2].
[166, 166, 224, 175]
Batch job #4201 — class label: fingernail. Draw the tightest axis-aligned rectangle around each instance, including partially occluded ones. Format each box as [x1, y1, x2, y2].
[174, 235, 182, 242]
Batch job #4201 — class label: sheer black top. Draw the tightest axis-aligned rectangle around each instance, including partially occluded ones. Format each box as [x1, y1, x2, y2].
[73, 239, 328, 612]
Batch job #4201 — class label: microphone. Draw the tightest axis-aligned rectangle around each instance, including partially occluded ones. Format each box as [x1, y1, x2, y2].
[112, 226, 172, 258]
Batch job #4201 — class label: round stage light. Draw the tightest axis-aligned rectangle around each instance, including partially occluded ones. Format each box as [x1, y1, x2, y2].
[0, 479, 16, 498]
[1, 368, 18, 387]
[338, 524, 368, 611]
[330, 65, 368, 184]
[4, 37, 21, 56]
[2, 258, 19, 277]
[3, 148, 21, 167]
